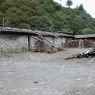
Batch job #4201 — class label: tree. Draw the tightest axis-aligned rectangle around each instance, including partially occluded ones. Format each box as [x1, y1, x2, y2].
[66, 0, 73, 8]
[78, 4, 84, 11]
[0, 0, 94, 34]
[30, 16, 52, 31]
[69, 19, 81, 34]
[43, 4, 55, 13]
[81, 28, 95, 34]
[0, 0, 5, 5]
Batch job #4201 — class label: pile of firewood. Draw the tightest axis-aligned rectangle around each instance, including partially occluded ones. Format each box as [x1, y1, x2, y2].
[69, 40, 79, 48]
[65, 48, 95, 60]
[83, 40, 94, 48]
[33, 35, 64, 53]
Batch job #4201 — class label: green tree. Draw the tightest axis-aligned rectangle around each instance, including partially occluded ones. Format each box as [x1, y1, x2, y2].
[78, 4, 84, 11]
[69, 19, 81, 34]
[0, 0, 94, 34]
[66, 0, 73, 8]
[30, 16, 52, 31]
[81, 28, 95, 34]
[0, 0, 5, 5]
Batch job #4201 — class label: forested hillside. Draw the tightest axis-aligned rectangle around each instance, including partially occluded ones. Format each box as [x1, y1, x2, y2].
[0, 0, 95, 34]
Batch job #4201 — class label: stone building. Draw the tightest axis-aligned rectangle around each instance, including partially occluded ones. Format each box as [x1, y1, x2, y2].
[0, 27, 73, 53]
[74, 34, 95, 48]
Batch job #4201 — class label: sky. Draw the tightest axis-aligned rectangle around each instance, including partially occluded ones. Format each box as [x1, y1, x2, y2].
[53, 0, 95, 18]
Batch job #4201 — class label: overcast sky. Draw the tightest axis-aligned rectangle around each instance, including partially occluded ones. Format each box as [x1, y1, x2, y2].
[53, 0, 95, 18]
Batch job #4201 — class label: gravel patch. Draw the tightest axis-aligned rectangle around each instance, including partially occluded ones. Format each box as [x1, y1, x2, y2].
[0, 48, 95, 95]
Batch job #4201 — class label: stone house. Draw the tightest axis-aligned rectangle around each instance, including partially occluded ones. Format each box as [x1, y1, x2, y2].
[0, 27, 74, 53]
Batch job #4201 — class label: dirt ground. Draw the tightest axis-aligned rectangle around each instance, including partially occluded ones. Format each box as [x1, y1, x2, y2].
[0, 48, 95, 95]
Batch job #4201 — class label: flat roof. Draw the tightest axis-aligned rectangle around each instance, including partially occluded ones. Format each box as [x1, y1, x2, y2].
[0, 27, 74, 37]
[75, 34, 95, 39]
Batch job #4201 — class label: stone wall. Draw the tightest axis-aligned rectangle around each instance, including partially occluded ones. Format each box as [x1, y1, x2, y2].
[45, 36, 54, 43]
[42, 36, 67, 48]
[0, 34, 69, 53]
[30, 36, 36, 51]
[54, 37, 62, 48]
[61, 37, 67, 48]
[0, 35, 28, 53]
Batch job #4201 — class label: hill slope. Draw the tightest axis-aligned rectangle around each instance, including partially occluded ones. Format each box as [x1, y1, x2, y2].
[0, 0, 95, 34]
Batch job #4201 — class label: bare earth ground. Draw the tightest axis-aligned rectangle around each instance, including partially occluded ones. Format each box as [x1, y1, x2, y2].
[0, 48, 95, 95]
